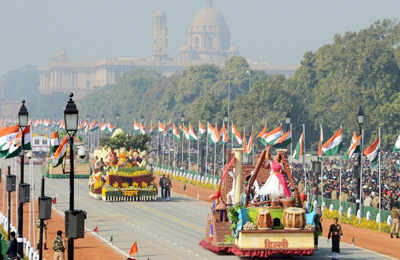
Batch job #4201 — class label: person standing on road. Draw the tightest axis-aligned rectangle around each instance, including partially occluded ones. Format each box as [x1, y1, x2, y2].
[328, 217, 343, 260]
[313, 207, 323, 249]
[165, 174, 172, 201]
[6, 232, 17, 260]
[159, 174, 166, 200]
[53, 230, 65, 260]
[390, 202, 399, 238]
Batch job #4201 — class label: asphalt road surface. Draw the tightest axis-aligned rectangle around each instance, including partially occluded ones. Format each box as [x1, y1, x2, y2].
[22, 164, 395, 260]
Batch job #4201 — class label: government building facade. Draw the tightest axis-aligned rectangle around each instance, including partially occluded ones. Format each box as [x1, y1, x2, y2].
[39, 1, 294, 97]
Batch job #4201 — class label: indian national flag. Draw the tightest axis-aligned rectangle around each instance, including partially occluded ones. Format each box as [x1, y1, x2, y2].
[318, 124, 323, 157]
[262, 125, 283, 146]
[293, 132, 304, 160]
[50, 131, 60, 153]
[173, 124, 180, 141]
[89, 121, 99, 132]
[245, 129, 254, 155]
[257, 125, 267, 139]
[322, 128, 343, 156]
[79, 120, 88, 131]
[343, 132, 361, 160]
[208, 123, 220, 144]
[139, 123, 146, 134]
[0, 125, 19, 158]
[52, 137, 68, 167]
[100, 122, 107, 132]
[231, 123, 242, 145]
[158, 122, 166, 133]
[133, 120, 140, 131]
[107, 122, 115, 132]
[219, 122, 228, 144]
[183, 125, 190, 140]
[199, 122, 206, 136]
[59, 120, 65, 130]
[5, 126, 32, 159]
[273, 130, 291, 148]
[364, 136, 380, 164]
[393, 134, 400, 152]
[189, 123, 198, 141]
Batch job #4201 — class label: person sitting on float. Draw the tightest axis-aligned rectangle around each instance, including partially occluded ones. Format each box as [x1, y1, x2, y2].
[256, 153, 291, 200]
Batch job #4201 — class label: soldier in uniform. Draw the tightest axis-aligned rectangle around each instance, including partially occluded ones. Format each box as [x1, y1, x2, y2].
[36, 217, 48, 250]
[390, 202, 400, 238]
[328, 217, 343, 260]
[53, 230, 65, 260]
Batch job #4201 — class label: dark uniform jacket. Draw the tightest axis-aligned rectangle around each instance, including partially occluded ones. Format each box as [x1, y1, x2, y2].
[53, 236, 65, 252]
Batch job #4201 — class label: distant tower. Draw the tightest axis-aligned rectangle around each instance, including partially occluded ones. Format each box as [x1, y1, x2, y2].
[152, 10, 169, 62]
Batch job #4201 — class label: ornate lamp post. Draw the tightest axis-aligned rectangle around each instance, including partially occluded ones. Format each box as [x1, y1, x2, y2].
[356, 106, 364, 214]
[17, 100, 29, 258]
[64, 93, 79, 260]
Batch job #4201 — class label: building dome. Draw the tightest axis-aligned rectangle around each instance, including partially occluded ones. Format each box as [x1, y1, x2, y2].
[191, 8, 227, 27]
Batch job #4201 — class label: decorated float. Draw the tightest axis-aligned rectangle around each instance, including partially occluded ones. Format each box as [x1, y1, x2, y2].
[88, 129, 157, 202]
[200, 147, 316, 258]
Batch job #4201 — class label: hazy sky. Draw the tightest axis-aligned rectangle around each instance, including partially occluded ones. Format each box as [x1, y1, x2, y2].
[0, 0, 399, 75]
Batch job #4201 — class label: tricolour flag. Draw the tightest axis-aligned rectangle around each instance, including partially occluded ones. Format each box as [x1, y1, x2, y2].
[293, 132, 304, 160]
[261, 125, 283, 146]
[322, 128, 343, 156]
[189, 123, 198, 141]
[50, 131, 60, 153]
[158, 122, 166, 133]
[231, 123, 242, 145]
[393, 134, 400, 152]
[273, 130, 291, 148]
[364, 136, 380, 164]
[245, 129, 254, 155]
[199, 122, 206, 136]
[183, 125, 190, 140]
[52, 137, 68, 167]
[133, 120, 140, 131]
[219, 122, 228, 144]
[257, 125, 267, 139]
[173, 124, 180, 141]
[139, 123, 146, 134]
[208, 123, 220, 144]
[343, 132, 361, 160]
[0, 125, 19, 158]
[89, 121, 99, 132]
[5, 126, 32, 159]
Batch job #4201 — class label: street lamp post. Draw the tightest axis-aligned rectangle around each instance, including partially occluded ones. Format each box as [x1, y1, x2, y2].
[64, 93, 79, 260]
[356, 106, 364, 215]
[223, 112, 228, 165]
[180, 113, 185, 169]
[285, 112, 292, 158]
[17, 100, 29, 259]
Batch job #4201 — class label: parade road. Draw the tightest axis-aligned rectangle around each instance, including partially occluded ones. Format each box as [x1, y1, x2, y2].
[26, 166, 394, 260]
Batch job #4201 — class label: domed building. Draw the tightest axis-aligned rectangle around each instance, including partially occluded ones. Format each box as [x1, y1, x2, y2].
[179, 1, 238, 62]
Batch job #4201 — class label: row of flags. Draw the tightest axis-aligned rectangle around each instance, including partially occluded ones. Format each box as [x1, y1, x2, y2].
[147, 119, 400, 164]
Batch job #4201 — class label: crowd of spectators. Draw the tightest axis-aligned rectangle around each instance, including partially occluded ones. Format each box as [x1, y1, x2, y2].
[291, 152, 400, 211]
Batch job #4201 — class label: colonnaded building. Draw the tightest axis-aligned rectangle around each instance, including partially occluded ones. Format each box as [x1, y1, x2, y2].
[39, 0, 295, 97]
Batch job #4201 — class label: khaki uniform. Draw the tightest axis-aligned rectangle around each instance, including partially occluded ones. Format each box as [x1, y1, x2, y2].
[391, 207, 400, 237]
[53, 236, 65, 260]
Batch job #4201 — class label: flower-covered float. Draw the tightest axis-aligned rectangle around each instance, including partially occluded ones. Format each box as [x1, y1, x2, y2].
[200, 147, 316, 258]
[88, 129, 157, 202]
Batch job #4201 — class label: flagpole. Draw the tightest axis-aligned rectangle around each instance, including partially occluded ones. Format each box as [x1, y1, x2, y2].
[339, 165, 342, 217]
[378, 127, 381, 232]
[157, 123, 160, 164]
[168, 129, 171, 167]
[205, 130, 209, 175]
[231, 121, 233, 155]
[252, 125, 255, 165]
[302, 124, 306, 193]
[181, 123, 184, 169]
[197, 122, 200, 174]
[213, 141, 216, 177]
[290, 123, 293, 159]
[188, 127, 191, 171]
